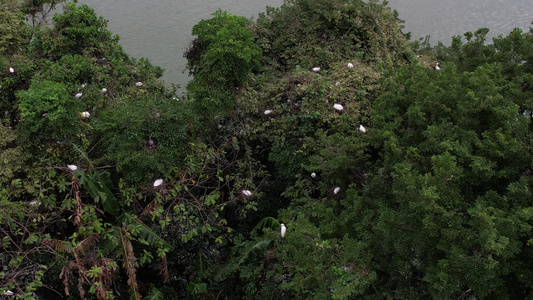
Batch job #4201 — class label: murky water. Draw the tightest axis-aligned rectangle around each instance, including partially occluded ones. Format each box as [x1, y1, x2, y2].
[77, 0, 533, 87]
[390, 0, 533, 44]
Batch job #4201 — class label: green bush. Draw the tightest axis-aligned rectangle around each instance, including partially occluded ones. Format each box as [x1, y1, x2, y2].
[185, 9, 262, 112]
[16, 80, 83, 146]
[92, 96, 193, 182]
[255, 0, 412, 70]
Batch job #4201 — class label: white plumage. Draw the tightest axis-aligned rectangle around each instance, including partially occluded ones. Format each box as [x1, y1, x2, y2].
[333, 103, 344, 111]
[9, 67, 14, 73]
[74, 92, 83, 99]
[280, 223, 286, 238]
[346, 62, 354, 68]
[264, 109, 273, 115]
[359, 124, 366, 133]
[153, 179, 163, 187]
[242, 190, 253, 197]
[333, 187, 341, 195]
[135, 81, 143, 87]
[80, 111, 90, 118]
[101, 88, 107, 94]
[81, 83, 87, 88]
[312, 67, 321, 72]
[434, 62, 441, 70]
[311, 172, 317, 178]
[67, 165, 78, 171]
[3, 290, 14, 296]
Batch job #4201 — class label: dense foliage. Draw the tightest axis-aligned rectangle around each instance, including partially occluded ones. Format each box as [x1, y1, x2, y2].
[2, 0, 533, 299]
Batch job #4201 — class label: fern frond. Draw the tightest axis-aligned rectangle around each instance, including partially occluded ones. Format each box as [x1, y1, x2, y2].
[70, 142, 93, 167]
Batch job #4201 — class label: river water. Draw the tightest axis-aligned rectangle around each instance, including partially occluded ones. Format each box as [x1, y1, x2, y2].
[77, 0, 533, 88]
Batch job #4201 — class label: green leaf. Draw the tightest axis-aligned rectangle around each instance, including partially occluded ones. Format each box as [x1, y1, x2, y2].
[145, 286, 164, 300]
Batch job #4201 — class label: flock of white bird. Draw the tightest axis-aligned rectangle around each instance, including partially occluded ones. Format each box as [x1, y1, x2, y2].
[72, 81, 144, 121]
[61, 61, 397, 241]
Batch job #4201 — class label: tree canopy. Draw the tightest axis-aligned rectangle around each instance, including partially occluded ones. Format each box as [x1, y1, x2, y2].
[1, 0, 533, 299]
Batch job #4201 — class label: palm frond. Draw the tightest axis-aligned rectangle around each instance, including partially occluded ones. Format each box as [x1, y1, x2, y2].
[46, 239, 74, 253]
[145, 286, 164, 300]
[253, 216, 280, 233]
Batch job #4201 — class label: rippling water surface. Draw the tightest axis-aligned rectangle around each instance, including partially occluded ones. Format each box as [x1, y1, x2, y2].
[78, 0, 533, 87]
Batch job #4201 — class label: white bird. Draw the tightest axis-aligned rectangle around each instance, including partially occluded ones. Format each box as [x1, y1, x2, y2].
[311, 172, 317, 178]
[359, 124, 366, 133]
[74, 92, 83, 99]
[3, 290, 13, 296]
[80, 111, 90, 118]
[346, 62, 354, 68]
[101, 88, 107, 94]
[264, 109, 273, 115]
[67, 165, 77, 171]
[312, 67, 321, 72]
[434, 62, 441, 70]
[280, 223, 286, 238]
[333, 187, 341, 195]
[242, 190, 253, 197]
[153, 179, 163, 187]
[135, 81, 143, 87]
[29, 200, 40, 206]
[81, 83, 87, 88]
[333, 103, 344, 111]
[9, 67, 14, 73]
[335, 81, 340, 86]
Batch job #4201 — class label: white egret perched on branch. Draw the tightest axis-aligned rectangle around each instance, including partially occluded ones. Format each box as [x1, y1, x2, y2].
[67, 165, 78, 171]
[346, 62, 354, 68]
[333, 187, 341, 195]
[264, 109, 273, 115]
[135, 81, 143, 87]
[333, 104, 344, 112]
[359, 124, 366, 133]
[74, 92, 82, 99]
[153, 179, 163, 187]
[242, 190, 253, 198]
[312, 67, 321, 72]
[280, 223, 286, 238]
[3, 290, 13, 296]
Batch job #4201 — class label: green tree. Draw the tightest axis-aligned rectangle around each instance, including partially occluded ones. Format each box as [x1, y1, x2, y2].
[0, 123, 26, 188]
[185, 9, 262, 112]
[255, 0, 412, 71]
[92, 95, 193, 183]
[0, 0, 27, 55]
[29, 2, 113, 60]
[367, 62, 533, 298]
[16, 80, 83, 153]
